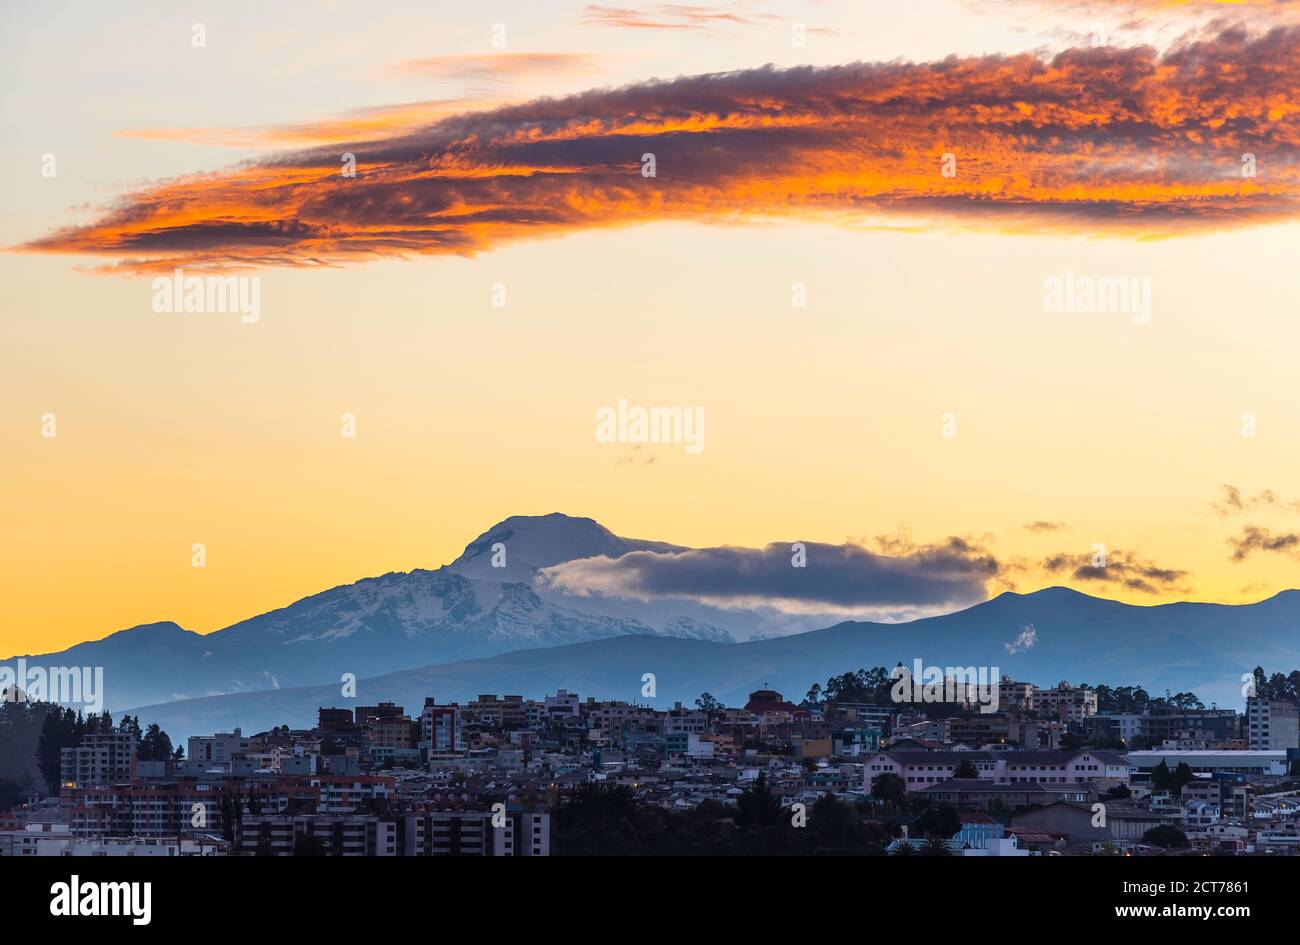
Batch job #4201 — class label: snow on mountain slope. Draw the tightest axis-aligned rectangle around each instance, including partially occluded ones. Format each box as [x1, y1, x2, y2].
[12, 513, 737, 711]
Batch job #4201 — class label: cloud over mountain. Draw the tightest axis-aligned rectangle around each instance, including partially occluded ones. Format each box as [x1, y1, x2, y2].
[537, 538, 1000, 614]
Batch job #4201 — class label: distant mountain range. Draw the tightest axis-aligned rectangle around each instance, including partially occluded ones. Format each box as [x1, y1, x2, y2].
[7, 514, 839, 711]
[10, 513, 1299, 744]
[126, 585, 1300, 743]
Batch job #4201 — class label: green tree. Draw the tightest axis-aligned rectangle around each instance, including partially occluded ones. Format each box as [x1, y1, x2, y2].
[695, 693, 724, 713]
[137, 723, 175, 762]
[952, 759, 979, 779]
[35, 707, 81, 791]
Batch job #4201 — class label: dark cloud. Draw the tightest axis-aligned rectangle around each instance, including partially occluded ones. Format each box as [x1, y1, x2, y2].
[1227, 526, 1300, 561]
[1041, 549, 1187, 594]
[1024, 520, 1068, 532]
[538, 538, 1001, 614]
[1213, 484, 1300, 516]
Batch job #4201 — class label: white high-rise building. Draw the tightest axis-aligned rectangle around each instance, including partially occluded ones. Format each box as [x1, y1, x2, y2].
[1246, 697, 1299, 751]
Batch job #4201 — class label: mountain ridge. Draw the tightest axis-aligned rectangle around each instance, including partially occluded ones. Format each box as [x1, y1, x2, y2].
[11, 513, 1299, 721]
[4, 513, 733, 709]
[119, 584, 1300, 743]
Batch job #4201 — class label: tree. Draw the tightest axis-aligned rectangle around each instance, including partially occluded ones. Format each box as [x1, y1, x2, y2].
[915, 805, 961, 840]
[0, 775, 33, 812]
[733, 773, 783, 829]
[35, 707, 82, 791]
[695, 693, 724, 713]
[137, 723, 174, 762]
[1143, 824, 1189, 849]
[952, 759, 979, 780]
[1150, 759, 1172, 791]
[870, 772, 907, 810]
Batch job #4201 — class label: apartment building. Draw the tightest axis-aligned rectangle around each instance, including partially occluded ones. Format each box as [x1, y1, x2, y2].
[946, 713, 1055, 750]
[664, 703, 709, 735]
[998, 678, 1035, 712]
[1246, 697, 1300, 751]
[187, 729, 252, 765]
[236, 814, 398, 856]
[60, 725, 137, 789]
[543, 689, 580, 720]
[466, 694, 529, 728]
[1033, 682, 1098, 721]
[402, 810, 550, 856]
[420, 699, 464, 753]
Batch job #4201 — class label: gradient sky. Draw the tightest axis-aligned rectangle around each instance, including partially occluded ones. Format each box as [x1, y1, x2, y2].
[3, 0, 1300, 656]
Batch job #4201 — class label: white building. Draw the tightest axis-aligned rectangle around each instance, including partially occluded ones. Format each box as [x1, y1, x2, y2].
[1125, 749, 1288, 778]
[863, 749, 1131, 792]
[187, 729, 251, 765]
[544, 689, 581, 719]
[1246, 698, 1299, 751]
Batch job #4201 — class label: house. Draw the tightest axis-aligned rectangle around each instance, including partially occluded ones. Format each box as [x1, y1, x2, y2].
[916, 779, 1094, 811]
[1008, 801, 1170, 844]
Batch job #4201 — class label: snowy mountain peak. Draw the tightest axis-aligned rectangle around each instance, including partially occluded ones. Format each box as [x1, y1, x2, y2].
[450, 512, 677, 579]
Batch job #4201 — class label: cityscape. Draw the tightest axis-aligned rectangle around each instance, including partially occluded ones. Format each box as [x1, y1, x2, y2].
[3, 665, 1298, 857]
[2, 0, 1296, 922]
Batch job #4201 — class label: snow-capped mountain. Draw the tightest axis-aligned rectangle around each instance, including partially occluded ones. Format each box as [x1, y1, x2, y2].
[9, 514, 738, 711]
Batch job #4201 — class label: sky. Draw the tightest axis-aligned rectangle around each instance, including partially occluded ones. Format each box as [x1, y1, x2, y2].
[3, 0, 1300, 656]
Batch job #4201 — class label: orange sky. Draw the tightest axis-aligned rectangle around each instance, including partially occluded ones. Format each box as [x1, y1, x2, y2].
[3, 0, 1299, 657]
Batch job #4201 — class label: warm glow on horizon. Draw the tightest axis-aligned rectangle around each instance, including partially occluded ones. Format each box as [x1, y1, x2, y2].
[3, 0, 1300, 657]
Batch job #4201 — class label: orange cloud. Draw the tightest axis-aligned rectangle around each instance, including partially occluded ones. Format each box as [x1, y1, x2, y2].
[580, 3, 773, 31]
[23, 26, 1300, 273]
[390, 52, 601, 83]
[116, 98, 496, 150]
[988, 0, 1300, 23]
